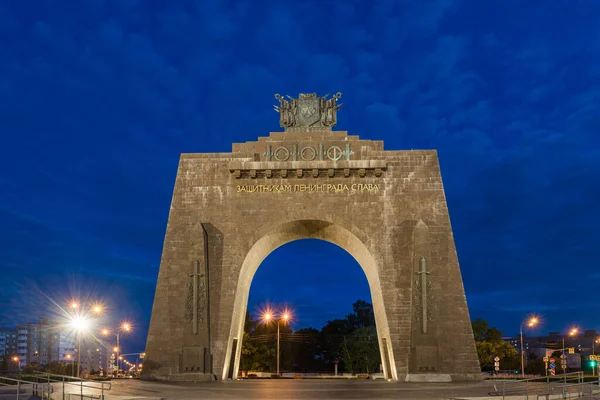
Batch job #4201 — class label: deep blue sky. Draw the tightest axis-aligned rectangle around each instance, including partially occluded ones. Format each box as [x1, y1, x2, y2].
[1, 0, 599, 353]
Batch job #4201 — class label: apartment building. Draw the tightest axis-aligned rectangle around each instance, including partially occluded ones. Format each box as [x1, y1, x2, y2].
[4, 317, 110, 374]
[0, 329, 18, 359]
[14, 318, 76, 367]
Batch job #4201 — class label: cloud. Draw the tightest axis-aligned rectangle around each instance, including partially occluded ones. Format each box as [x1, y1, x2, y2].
[1, 0, 599, 343]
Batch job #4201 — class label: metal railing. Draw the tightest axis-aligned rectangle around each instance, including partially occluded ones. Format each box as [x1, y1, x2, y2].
[489, 371, 585, 399]
[537, 380, 600, 399]
[0, 375, 53, 399]
[32, 371, 112, 399]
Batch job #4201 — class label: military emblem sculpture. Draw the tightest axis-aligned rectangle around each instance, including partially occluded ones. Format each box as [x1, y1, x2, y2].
[274, 92, 342, 131]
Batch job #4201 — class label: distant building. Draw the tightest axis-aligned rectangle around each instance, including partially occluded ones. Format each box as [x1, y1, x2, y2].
[3, 317, 111, 374]
[504, 329, 599, 371]
[526, 330, 599, 355]
[77, 338, 110, 375]
[503, 335, 532, 353]
[15, 318, 77, 367]
[0, 329, 18, 360]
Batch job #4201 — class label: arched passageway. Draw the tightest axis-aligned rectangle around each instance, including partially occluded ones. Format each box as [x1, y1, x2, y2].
[222, 220, 398, 381]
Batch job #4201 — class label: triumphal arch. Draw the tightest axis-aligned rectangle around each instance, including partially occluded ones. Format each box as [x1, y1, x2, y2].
[141, 93, 481, 382]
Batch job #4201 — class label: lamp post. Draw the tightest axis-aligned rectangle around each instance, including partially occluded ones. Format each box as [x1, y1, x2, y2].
[65, 354, 74, 376]
[590, 339, 598, 376]
[102, 322, 131, 377]
[71, 318, 90, 378]
[561, 328, 578, 374]
[68, 301, 103, 377]
[11, 356, 20, 372]
[262, 311, 291, 375]
[119, 353, 144, 378]
[520, 317, 538, 377]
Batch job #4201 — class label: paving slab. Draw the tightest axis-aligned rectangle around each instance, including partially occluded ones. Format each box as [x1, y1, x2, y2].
[51, 378, 502, 400]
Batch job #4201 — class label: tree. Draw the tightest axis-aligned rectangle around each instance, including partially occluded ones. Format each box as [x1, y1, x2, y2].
[346, 300, 376, 329]
[319, 318, 353, 365]
[472, 318, 503, 342]
[45, 361, 69, 375]
[340, 326, 381, 374]
[471, 318, 518, 370]
[525, 357, 546, 375]
[320, 300, 380, 373]
[0, 355, 8, 371]
[22, 363, 42, 374]
[239, 312, 292, 373]
[289, 327, 323, 372]
[239, 299, 380, 374]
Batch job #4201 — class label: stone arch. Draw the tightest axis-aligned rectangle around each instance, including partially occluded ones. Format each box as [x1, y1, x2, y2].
[142, 127, 482, 383]
[221, 219, 398, 381]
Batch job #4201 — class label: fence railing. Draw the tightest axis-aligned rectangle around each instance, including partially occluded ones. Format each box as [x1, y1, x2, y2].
[537, 380, 600, 399]
[0, 375, 53, 399]
[489, 371, 591, 399]
[32, 371, 112, 399]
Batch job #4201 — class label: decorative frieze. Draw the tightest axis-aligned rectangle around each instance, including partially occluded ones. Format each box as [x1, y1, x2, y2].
[229, 160, 388, 180]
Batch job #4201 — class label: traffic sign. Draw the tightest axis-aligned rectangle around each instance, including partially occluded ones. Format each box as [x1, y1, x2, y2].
[560, 354, 567, 359]
[543, 356, 549, 362]
[494, 356, 500, 362]
[591, 355, 597, 361]
[549, 363, 556, 369]
[495, 366, 499, 371]
[550, 368, 556, 376]
[550, 357, 556, 363]
[568, 348, 575, 354]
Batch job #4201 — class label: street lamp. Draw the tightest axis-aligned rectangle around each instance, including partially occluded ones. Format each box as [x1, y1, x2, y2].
[11, 356, 20, 372]
[67, 300, 104, 377]
[520, 317, 538, 377]
[65, 354, 74, 376]
[262, 310, 291, 375]
[592, 338, 600, 377]
[561, 328, 578, 373]
[70, 316, 90, 378]
[92, 303, 104, 315]
[102, 322, 132, 376]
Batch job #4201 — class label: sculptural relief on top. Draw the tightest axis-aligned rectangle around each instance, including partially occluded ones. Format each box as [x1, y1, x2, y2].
[273, 92, 342, 131]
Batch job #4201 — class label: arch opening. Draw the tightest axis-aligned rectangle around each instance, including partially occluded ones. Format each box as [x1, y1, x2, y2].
[221, 220, 398, 381]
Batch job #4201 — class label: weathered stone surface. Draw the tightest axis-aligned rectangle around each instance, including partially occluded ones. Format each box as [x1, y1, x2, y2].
[141, 129, 481, 382]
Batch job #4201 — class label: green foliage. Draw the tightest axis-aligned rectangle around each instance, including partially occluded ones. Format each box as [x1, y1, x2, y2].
[550, 350, 562, 359]
[44, 361, 70, 375]
[340, 326, 380, 374]
[472, 318, 503, 342]
[475, 340, 518, 369]
[21, 363, 44, 374]
[239, 331, 276, 372]
[0, 355, 8, 371]
[346, 300, 376, 329]
[240, 299, 381, 374]
[289, 327, 323, 372]
[525, 358, 546, 375]
[472, 318, 518, 370]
